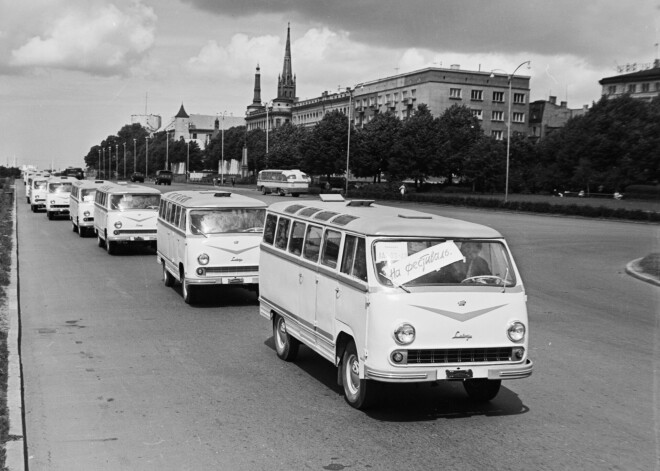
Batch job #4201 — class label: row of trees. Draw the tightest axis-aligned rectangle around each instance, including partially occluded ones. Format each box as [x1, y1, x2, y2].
[84, 94, 659, 193]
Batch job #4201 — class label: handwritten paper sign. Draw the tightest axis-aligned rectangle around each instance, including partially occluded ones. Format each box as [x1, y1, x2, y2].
[386, 241, 464, 286]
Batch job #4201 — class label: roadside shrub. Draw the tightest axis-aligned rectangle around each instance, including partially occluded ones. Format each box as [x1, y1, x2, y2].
[624, 185, 660, 200]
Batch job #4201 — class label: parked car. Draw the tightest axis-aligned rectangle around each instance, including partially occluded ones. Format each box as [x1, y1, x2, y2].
[130, 172, 145, 183]
[155, 170, 173, 185]
[64, 167, 85, 180]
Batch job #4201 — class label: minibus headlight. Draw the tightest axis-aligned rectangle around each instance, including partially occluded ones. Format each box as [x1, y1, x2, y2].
[83, 211, 90, 217]
[507, 322, 526, 343]
[114, 221, 122, 229]
[394, 323, 416, 345]
[50, 200, 55, 204]
[197, 253, 210, 265]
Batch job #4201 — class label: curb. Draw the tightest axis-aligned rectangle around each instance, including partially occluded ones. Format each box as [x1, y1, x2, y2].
[5, 184, 25, 470]
[626, 258, 660, 287]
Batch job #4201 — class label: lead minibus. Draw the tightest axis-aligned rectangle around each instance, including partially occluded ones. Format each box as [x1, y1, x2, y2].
[259, 195, 533, 409]
[26, 172, 48, 204]
[70, 179, 107, 237]
[256, 169, 310, 196]
[45, 175, 74, 220]
[157, 190, 267, 304]
[93, 182, 161, 255]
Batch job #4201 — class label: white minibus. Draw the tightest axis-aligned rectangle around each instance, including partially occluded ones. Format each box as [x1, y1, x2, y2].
[93, 182, 161, 255]
[45, 175, 74, 220]
[259, 195, 533, 409]
[29, 175, 50, 212]
[157, 190, 267, 304]
[256, 169, 310, 196]
[25, 172, 48, 204]
[70, 179, 107, 237]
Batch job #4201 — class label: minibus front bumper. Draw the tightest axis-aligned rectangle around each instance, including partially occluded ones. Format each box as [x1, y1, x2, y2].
[186, 275, 259, 286]
[365, 358, 533, 383]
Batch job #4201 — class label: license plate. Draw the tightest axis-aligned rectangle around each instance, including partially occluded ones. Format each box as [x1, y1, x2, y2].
[228, 277, 244, 284]
[445, 369, 473, 379]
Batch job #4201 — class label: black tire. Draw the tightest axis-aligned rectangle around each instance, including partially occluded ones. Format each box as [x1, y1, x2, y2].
[72, 221, 78, 233]
[30, 205, 36, 212]
[292, 193, 299, 197]
[47, 211, 53, 220]
[97, 232, 105, 248]
[463, 379, 501, 402]
[182, 278, 195, 304]
[78, 225, 86, 238]
[273, 315, 300, 361]
[261, 186, 267, 195]
[341, 341, 374, 409]
[106, 239, 116, 255]
[26, 197, 30, 204]
[163, 262, 174, 287]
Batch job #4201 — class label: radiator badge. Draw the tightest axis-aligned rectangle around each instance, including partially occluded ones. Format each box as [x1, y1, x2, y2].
[452, 331, 472, 341]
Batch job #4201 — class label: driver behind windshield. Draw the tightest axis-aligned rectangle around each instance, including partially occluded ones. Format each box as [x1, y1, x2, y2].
[456, 242, 491, 279]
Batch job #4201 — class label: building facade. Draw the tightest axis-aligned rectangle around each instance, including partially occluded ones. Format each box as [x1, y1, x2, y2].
[164, 104, 244, 150]
[528, 96, 589, 141]
[599, 59, 660, 101]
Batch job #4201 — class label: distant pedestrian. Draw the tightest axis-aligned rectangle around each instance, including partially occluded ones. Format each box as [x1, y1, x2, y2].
[231, 177, 235, 187]
[399, 184, 406, 199]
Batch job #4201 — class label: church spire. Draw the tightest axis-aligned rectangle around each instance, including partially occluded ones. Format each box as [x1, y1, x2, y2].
[277, 23, 296, 102]
[252, 64, 262, 105]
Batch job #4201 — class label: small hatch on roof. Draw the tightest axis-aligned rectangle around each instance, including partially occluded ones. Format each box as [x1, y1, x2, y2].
[398, 214, 432, 219]
[299, 207, 322, 217]
[314, 211, 340, 221]
[331, 214, 358, 226]
[214, 192, 231, 197]
[319, 194, 345, 202]
[346, 199, 374, 207]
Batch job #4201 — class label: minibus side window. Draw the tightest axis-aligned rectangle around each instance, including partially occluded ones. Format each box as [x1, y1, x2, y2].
[165, 202, 173, 224]
[288, 221, 305, 256]
[303, 225, 323, 262]
[263, 214, 277, 245]
[321, 229, 342, 268]
[340, 235, 367, 282]
[274, 217, 291, 250]
[352, 238, 367, 281]
[159, 200, 166, 219]
[340, 236, 357, 274]
[179, 210, 187, 231]
[174, 205, 182, 227]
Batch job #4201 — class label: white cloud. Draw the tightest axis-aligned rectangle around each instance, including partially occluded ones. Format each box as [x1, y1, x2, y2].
[9, 1, 156, 76]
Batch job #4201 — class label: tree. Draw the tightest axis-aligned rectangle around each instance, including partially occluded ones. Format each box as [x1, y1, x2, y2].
[267, 122, 309, 169]
[436, 104, 482, 179]
[391, 104, 439, 185]
[301, 110, 349, 179]
[351, 111, 402, 182]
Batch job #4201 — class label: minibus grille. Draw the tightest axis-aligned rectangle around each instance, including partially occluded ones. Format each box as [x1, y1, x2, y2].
[205, 266, 259, 274]
[406, 347, 514, 364]
[115, 229, 157, 235]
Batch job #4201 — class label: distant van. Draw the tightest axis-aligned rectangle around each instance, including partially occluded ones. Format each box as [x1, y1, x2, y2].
[70, 179, 107, 236]
[45, 176, 74, 220]
[157, 190, 267, 304]
[256, 169, 310, 196]
[259, 195, 533, 409]
[155, 170, 173, 185]
[29, 175, 50, 212]
[93, 182, 161, 255]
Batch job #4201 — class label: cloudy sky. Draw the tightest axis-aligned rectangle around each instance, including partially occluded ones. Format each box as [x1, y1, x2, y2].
[1, 0, 659, 169]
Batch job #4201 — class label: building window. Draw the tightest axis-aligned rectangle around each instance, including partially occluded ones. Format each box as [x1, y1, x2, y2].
[608, 85, 617, 95]
[471, 109, 483, 120]
[492, 91, 505, 102]
[641, 83, 650, 92]
[471, 90, 483, 101]
[411, 89, 416, 98]
[513, 93, 525, 104]
[656, 82, 660, 91]
[378, 95, 383, 106]
[492, 130, 503, 140]
[450, 88, 462, 99]
[393, 92, 398, 102]
[512, 112, 525, 123]
[492, 110, 504, 122]
[627, 84, 636, 93]
[385, 93, 390, 104]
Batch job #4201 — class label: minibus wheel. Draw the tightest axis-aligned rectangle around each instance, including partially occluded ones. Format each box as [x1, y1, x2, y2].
[261, 186, 267, 195]
[72, 221, 78, 233]
[182, 279, 195, 304]
[97, 233, 104, 247]
[46, 211, 53, 220]
[463, 379, 501, 402]
[106, 239, 116, 255]
[273, 315, 299, 361]
[341, 341, 373, 409]
[162, 262, 174, 287]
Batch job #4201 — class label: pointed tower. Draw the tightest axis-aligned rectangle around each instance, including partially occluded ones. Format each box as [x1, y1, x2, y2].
[276, 24, 296, 102]
[247, 64, 264, 113]
[173, 103, 191, 141]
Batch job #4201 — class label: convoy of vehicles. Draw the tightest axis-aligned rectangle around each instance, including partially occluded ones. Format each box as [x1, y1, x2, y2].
[93, 182, 161, 254]
[20, 170, 532, 410]
[157, 190, 267, 303]
[256, 169, 310, 196]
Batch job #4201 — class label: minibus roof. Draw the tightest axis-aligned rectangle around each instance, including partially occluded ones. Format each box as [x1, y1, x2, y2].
[161, 190, 267, 209]
[267, 199, 502, 239]
[47, 176, 75, 182]
[72, 179, 107, 188]
[97, 182, 161, 195]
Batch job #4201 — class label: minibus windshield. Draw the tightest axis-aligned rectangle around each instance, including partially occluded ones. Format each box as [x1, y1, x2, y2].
[34, 181, 47, 189]
[110, 194, 160, 210]
[81, 189, 96, 202]
[49, 182, 72, 193]
[189, 208, 266, 235]
[374, 239, 516, 287]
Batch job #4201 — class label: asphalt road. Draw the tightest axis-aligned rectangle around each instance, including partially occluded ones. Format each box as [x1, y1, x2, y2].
[17, 182, 659, 471]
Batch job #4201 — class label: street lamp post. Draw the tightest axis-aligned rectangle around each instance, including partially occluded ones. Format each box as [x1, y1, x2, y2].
[107, 146, 111, 179]
[116, 144, 119, 178]
[492, 61, 531, 203]
[264, 100, 273, 155]
[98, 150, 101, 178]
[220, 110, 228, 185]
[345, 84, 363, 195]
[186, 141, 190, 182]
[145, 137, 149, 180]
[102, 147, 105, 179]
[123, 142, 126, 179]
[133, 139, 137, 174]
[165, 134, 169, 171]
